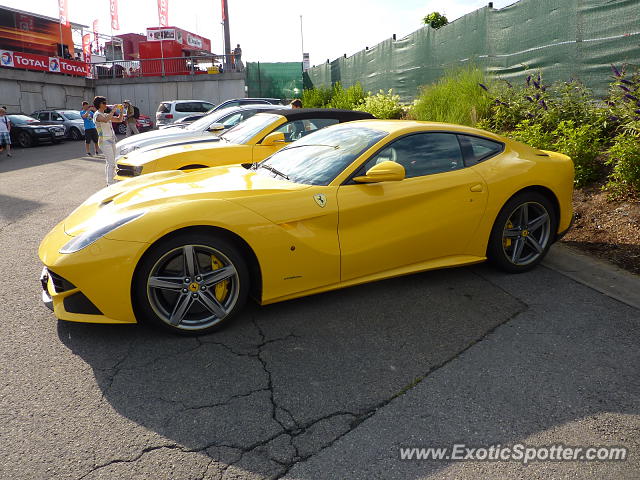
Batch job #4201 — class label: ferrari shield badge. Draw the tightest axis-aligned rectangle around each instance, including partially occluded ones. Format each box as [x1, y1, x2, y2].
[313, 193, 327, 208]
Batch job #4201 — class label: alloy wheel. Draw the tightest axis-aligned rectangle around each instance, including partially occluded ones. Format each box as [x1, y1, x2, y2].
[502, 201, 551, 266]
[146, 244, 240, 331]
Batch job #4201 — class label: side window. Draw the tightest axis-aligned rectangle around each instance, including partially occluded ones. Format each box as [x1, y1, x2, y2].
[458, 135, 504, 164]
[358, 133, 464, 179]
[273, 118, 339, 142]
[38, 112, 49, 121]
[219, 112, 243, 127]
[175, 102, 194, 112]
[240, 109, 258, 121]
[200, 102, 215, 112]
[52, 113, 64, 121]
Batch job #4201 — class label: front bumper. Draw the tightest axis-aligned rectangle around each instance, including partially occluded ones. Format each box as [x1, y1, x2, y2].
[39, 222, 148, 324]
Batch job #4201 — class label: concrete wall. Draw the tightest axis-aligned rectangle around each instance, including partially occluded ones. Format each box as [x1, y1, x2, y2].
[94, 73, 245, 120]
[0, 69, 94, 114]
[0, 69, 245, 120]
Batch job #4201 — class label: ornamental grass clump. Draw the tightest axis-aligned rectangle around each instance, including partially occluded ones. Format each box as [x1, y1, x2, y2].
[410, 66, 492, 126]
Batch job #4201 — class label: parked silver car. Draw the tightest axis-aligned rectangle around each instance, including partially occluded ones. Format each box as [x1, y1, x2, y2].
[155, 100, 216, 127]
[31, 110, 85, 140]
[118, 104, 288, 159]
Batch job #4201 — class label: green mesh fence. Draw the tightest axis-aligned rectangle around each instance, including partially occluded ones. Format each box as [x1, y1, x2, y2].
[246, 62, 303, 99]
[305, 0, 640, 101]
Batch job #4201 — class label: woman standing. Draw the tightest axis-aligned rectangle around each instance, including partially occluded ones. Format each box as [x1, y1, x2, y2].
[0, 107, 12, 157]
[93, 96, 122, 185]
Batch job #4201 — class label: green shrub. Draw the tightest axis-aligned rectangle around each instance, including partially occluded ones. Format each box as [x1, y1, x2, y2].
[355, 89, 403, 119]
[301, 86, 332, 108]
[552, 121, 602, 187]
[328, 82, 366, 109]
[410, 66, 492, 126]
[511, 120, 554, 150]
[605, 133, 640, 197]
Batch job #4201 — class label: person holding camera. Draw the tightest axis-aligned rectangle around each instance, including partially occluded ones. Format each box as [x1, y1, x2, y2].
[80, 101, 100, 156]
[93, 96, 123, 185]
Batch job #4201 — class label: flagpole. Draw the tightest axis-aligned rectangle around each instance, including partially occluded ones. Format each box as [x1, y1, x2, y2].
[58, 1, 64, 57]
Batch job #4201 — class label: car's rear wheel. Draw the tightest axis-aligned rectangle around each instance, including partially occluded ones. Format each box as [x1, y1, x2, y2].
[69, 127, 82, 141]
[17, 131, 33, 148]
[487, 191, 557, 273]
[116, 123, 127, 135]
[133, 232, 249, 334]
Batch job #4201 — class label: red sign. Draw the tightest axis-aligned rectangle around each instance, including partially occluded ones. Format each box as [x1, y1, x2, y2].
[157, 0, 169, 27]
[0, 49, 87, 77]
[58, 0, 69, 27]
[110, 0, 119, 30]
[93, 19, 99, 43]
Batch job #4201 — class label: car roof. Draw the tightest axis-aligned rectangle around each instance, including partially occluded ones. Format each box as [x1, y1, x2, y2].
[342, 119, 507, 141]
[161, 100, 214, 104]
[259, 108, 376, 122]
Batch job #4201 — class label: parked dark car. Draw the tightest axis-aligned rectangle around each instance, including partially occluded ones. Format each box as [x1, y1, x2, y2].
[7, 114, 66, 148]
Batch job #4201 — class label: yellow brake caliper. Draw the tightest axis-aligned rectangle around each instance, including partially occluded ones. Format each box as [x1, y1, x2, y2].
[211, 254, 229, 301]
[503, 220, 513, 248]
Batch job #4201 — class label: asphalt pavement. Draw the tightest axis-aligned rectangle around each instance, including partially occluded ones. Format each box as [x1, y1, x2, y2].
[0, 140, 638, 480]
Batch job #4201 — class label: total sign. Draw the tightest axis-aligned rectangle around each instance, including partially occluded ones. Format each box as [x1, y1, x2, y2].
[0, 50, 14, 67]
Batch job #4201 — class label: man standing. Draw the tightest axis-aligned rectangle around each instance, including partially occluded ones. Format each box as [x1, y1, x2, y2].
[123, 100, 139, 137]
[233, 44, 243, 72]
[0, 107, 12, 157]
[93, 96, 123, 185]
[80, 101, 100, 156]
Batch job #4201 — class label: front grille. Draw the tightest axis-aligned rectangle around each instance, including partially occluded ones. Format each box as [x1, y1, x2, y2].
[116, 165, 135, 177]
[48, 270, 75, 293]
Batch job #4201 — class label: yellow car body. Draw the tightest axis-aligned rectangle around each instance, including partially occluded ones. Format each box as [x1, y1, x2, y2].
[39, 120, 573, 333]
[114, 109, 375, 181]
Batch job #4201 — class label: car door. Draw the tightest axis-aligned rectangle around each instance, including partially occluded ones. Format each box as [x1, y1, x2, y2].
[37, 112, 50, 122]
[336, 132, 489, 282]
[252, 118, 340, 162]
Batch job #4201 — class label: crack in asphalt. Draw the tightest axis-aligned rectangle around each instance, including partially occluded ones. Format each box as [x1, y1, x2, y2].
[76, 444, 183, 480]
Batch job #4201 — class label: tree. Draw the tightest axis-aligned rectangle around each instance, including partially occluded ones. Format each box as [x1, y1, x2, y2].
[423, 12, 448, 29]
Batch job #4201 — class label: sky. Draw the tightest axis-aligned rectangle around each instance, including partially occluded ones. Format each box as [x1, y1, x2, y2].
[0, 0, 516, 65]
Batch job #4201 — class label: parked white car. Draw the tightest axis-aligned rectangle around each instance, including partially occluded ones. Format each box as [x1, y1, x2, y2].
[118, 104, 288, 159]
[155, 100, 216, 127]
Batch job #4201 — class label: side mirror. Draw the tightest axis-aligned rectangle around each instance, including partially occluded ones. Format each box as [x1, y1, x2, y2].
[353, 161, 405, 183]
[207, 123, 225, 132]
[261, 132, 285, 146]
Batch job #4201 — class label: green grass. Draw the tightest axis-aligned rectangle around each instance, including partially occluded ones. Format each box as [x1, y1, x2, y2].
[410, 66, 492, 126]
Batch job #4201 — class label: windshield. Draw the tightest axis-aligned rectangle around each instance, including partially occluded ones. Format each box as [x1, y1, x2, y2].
[257, 124, 388, 185]
[219, 113, 281, 144]
[60, 110, 82, 120]
[8, 115, 38, 125]
[187, 106, 237, 131]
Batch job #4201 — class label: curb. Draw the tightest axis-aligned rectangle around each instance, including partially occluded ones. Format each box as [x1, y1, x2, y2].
[543, 243, 640, 311]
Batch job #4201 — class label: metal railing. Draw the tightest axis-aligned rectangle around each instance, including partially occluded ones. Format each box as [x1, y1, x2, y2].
[91, 54, 243, 79]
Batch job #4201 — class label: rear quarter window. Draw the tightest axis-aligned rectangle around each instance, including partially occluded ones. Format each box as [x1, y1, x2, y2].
[458, 134, 504, 165]
[157, 103, 171, 113]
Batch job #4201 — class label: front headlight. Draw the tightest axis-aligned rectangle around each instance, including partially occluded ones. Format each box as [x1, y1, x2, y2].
[59, 211, 145, 254]
[120, 145, 140, 156]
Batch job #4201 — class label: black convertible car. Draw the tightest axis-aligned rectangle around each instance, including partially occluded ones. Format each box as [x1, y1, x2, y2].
[7, 114, 66, 148]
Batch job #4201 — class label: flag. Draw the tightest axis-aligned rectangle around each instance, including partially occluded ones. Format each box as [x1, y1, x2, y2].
[82, 34, 91, 61]
[58, 0, 69, 26]
[221, 0, 228, 22]
[158, 0, 169, 27]
[93, 19, 99, 43]
[110, 0, 119, 30]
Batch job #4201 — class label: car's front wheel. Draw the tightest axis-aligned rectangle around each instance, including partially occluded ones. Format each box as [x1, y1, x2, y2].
[133, 232, 249, 334]
[487, 191, 557, 273]
[69, 127, 82, 141]
[17, 131, 33, 148]
[116, 123, 127, 135]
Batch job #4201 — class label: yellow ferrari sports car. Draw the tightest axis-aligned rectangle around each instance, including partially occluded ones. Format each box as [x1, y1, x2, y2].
[114, 108, 375, 181]
[39, 120, 574, 334]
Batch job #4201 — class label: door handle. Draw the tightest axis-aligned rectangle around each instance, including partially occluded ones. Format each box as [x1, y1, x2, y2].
[470, 183, 484, 192]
